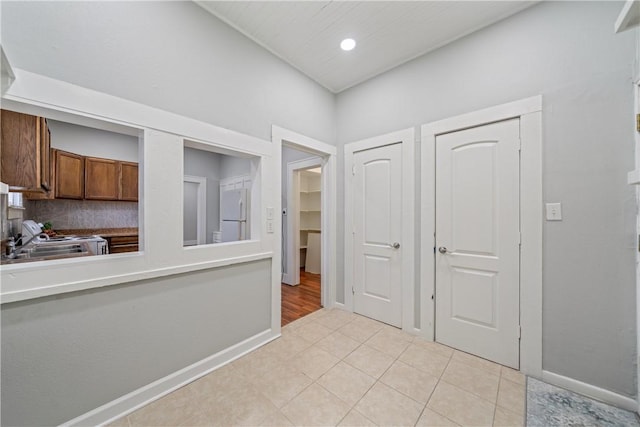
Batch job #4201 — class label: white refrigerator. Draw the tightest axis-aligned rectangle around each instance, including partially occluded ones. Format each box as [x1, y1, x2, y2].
[220, 188, 248, 242]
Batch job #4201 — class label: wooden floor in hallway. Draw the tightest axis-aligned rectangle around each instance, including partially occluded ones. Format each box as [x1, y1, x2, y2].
[281, 269, 321, 326]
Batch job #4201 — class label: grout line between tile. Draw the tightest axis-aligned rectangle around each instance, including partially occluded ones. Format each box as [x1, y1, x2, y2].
[414, 347, 455, 427]
[492, 377, 501, 427]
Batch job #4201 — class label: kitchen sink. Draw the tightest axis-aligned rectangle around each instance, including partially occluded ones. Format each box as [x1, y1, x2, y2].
[1, 241, 91, 264]
[43, 236, 74, 242]
[29, 243, 86, 256]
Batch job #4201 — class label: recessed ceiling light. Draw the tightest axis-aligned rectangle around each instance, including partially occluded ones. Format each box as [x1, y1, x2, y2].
[340, 38, 356, 51]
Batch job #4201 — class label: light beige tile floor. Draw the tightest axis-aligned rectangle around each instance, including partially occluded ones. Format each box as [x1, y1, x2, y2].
[111, 308, 526, 427]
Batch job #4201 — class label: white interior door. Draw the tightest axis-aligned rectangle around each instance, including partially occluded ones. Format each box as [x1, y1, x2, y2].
[183, 175, 207, 246]
[435, 118, 520, 368]
[353, 143, 403, 327]
[183, 181, 199, 246]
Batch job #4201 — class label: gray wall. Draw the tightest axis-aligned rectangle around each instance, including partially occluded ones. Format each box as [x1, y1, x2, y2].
[335, 1, 637, 397]
[0, 1, 335, 425]
[221, 155, 252, 180]
[1, 260, 272, 427]
[48, 120, 139, 162]
[0, 1, 336, 144]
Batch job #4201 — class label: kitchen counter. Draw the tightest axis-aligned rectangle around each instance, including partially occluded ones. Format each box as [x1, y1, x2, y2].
[54, 228, 139, 254]
[55, 228, 138, 238]
[1, 250, 91, 265]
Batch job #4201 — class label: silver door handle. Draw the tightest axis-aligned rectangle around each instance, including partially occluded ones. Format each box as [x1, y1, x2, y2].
[391, 242, 400, 249]
[438, 246, 448, 254]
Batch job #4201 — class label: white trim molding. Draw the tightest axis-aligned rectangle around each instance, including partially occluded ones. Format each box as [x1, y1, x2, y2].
[62, 329, 280, 427]
[271, 125, 338, 332]
[1, 69, 277, 304]
[420, 95, 543, 378]
[614, 0, 640, 34]
[344, 127, 416, 332]
[542, 371, 638, 412]
[1, 45, 16, 96]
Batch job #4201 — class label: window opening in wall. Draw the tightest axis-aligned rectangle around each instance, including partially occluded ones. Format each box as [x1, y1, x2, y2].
[1, 108, 142, 264]
[183, 139, 258, 247]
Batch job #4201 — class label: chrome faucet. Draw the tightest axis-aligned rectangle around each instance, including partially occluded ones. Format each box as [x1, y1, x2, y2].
[5, 237, 16, 258]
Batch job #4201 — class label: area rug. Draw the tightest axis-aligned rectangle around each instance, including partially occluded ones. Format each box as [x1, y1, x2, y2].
[526, 377, 639, 426]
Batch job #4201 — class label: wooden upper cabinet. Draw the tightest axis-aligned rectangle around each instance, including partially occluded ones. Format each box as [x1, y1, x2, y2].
[55, 150, 84, 199]
[85, 157, 119, 200]
[0, 109, 51, 192]
[119, 161, 138, 201]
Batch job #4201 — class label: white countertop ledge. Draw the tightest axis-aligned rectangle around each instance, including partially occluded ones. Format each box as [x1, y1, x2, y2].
[0, 251, 273, 304]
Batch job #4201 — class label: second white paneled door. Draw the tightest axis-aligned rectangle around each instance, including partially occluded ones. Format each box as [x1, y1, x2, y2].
[435, 118, 521, 369]
[353, 143, 403, 327]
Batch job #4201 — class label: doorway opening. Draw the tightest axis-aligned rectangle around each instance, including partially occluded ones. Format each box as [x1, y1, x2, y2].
[281, 147, 323, 325]
[272, 125, 337, 333]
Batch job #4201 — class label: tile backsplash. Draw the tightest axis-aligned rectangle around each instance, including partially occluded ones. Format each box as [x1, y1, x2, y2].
[26, 200, 138, 230]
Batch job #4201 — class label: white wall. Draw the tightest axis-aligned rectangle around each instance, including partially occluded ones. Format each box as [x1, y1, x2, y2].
[336, 1, 637, 398]
[0, 1, 335, 425]
[47, 120, 138, 162]
[0, 1, 336, 144]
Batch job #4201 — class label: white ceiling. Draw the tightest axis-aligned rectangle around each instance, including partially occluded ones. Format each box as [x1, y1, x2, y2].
[196, 1, 538, 93]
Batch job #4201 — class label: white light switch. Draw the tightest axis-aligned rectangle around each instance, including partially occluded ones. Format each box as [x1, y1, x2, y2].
[266, 207, 274, 220]
[266, 220, 274, 233]
[546, 203, 562, 221]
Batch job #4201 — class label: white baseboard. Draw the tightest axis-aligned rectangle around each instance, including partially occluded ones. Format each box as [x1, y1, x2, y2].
[541, 370, 637, 412]
[333, 302, 348, 311]
[62, 329, 279, 427]
[407, 327, 422, 336]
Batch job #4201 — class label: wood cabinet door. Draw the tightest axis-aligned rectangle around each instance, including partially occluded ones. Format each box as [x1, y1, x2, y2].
[40, 117, 51, 191]
[119, 161, 138, 201]
[26, 147, 57, 200]
[55, 150, 84, 199]
[107, 235, 139, 253]
[85, 157, 119, 200]
[1, 109, 40, 191]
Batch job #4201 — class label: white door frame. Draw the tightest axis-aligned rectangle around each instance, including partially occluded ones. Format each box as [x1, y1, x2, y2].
[272, 126, 337, 331]
[421, 96, 542, 377]
[633, 76, 640, 415]
[344, 128, 415, 332]
[183, 175, 207, 246]
[285, 158, 323, 287]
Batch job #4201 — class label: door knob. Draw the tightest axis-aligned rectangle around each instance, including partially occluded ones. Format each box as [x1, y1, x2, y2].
[392, 242, 400, 249]
[438, 246, 448, 254]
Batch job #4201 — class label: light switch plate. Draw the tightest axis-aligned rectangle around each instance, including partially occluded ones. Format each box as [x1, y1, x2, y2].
[546, 203, 562, 221]
[266, 207, 274, 220]
[266, 220, 274, 233]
